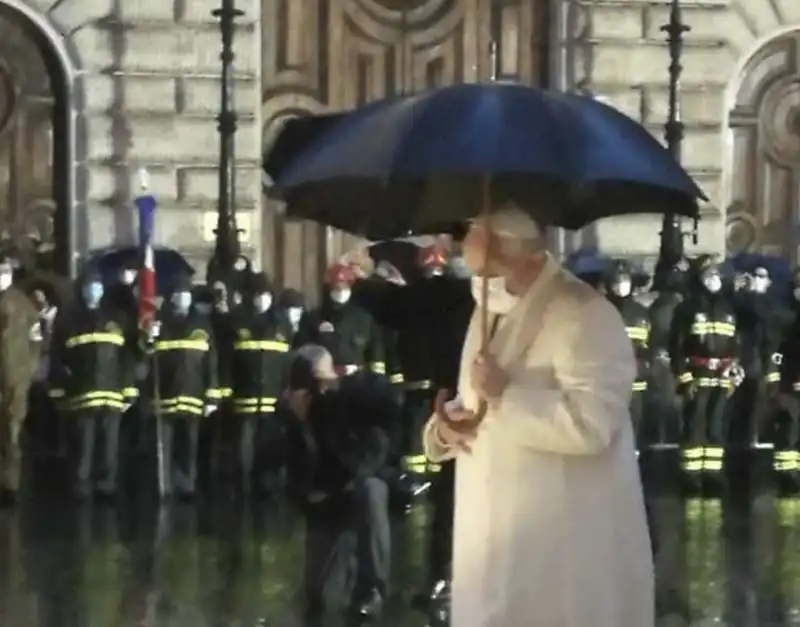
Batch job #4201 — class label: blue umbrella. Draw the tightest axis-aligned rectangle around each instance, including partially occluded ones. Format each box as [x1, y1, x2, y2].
[84, 246, 195, 295]
[271, 83, 705, 239]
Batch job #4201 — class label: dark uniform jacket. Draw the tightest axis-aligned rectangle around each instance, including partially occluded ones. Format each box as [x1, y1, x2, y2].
[229, 307, 293, 414]
[353, 276, 473, 391]
[210, 309, 235, 398]
[779, 305, 800, 395]
[293, 298, 385, 376]
[150, 307, 221, 415]
[48, 304, 136, 411]
[735, 293, 785, 385]
[670, 292, 740, 387]
[607, 295, 650, 390]
[285, 372, 393, 508]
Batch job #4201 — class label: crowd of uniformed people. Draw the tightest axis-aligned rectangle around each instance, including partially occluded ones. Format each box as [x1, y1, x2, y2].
[2, 242, 800, 623]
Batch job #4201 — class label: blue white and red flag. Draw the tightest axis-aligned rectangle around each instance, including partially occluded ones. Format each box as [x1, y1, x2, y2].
[135, 169, 157, 331]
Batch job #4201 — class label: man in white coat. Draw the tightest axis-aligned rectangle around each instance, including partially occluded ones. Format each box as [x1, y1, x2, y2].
[423, 205, 654, 627]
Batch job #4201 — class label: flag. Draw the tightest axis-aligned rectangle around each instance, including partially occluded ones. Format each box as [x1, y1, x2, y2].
[135, 190, 157, 331]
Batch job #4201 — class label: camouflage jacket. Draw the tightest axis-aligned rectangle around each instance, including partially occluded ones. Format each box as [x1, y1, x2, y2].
[0, 286, 39, 389]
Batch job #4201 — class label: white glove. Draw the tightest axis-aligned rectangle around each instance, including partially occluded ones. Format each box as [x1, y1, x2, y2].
[29, 322, 43, 342]
[147, 320, 161, 340]
[122, 403, 132, 412]
[204, 405, 217, 417]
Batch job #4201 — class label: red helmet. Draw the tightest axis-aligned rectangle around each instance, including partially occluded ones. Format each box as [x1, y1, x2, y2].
[418, 243, 447, 269]
[325, 262, 356, 286]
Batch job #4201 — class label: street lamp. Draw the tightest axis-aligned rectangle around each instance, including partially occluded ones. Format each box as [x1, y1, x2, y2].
[206, 0, 251, 290]
[654, 0, 693, 286]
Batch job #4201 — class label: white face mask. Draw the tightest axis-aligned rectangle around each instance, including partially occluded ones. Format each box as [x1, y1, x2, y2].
[121, 269, 137, 285]
[470, 275, 519, 314]
[751, 276, 769, 293]
[330, 288, 351, 304]
[0, 272, 11, 291]
[288, 307, 303, 326]
[611, 279, 632, 298]
[172, 291, 192, 312]
[253, 293, 272, 312]
[703, 275, 722, 293]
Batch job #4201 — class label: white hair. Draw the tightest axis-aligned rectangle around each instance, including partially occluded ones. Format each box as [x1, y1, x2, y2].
[486, 202, 546, 257]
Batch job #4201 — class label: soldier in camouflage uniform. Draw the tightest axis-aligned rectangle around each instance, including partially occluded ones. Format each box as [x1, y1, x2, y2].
[0, 257, 41, 506]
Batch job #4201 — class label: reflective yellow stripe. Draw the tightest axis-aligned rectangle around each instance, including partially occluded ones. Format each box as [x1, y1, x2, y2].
[677, 372, 693, 384]
[48, 388, 65, 398]
[65, 332, 125, 348]
[122, 387, 138, 398]
[765, 372, 780, 383]
[64, 390, 126, 411]
[206, 389, 222, 400]
[689, 322, 736, 337]
[696, 377, 732, 388]
[234, 405, 277, 414]
[233, 397, 277, 405]
[233, 340, 290, 352]
[154, 340, 209, 351]
[161, 405, 204, 415]
[682, 446, 704, 473]
[389, 373, 404, 384]
[405, 380, 433, 391]
[220, 387, 233, 398]
[631, 381, 648, 392]
[403, 454, 427, 472]
[625, 326, 649, 342]
[369, 361, 386, 374]
[160, 396, 204, 407]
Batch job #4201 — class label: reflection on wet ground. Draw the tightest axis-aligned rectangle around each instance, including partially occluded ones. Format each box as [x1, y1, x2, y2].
[0, 493, 798, 626]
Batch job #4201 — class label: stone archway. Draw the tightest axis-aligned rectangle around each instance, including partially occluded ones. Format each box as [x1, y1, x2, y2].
[725, 31, 800, 262]
[0, 0, 74, 275]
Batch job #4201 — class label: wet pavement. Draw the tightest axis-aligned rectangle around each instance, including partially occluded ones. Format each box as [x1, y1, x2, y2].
[0, 492, 799, 626]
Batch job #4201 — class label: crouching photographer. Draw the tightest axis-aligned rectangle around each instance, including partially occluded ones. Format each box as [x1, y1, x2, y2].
[284, 344, 394, 625]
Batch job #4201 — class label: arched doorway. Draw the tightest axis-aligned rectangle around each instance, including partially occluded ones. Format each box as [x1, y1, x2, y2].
[0, 3, 71, 275]
[726, 31, 800, 262]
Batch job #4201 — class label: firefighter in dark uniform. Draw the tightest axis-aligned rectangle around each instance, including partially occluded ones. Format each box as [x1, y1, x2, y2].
[228, 272, 293, 496]
[48, 273, 137, 500]
[731, 265, 783, 461]
[604, 260, 650, 453]
[293, 262, 386, 377]
[670, 256, 742, 484]
[149, 275, 221, 499]
[775, 268, 800, 482]
[278, 287, 306, 342]
[647, 259, 687, 449]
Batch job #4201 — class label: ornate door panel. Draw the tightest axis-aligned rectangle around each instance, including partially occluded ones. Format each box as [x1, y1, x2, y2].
[0, 13, 55, 266]
[261, 0, 551, 300]
[726, 33, 800, 263]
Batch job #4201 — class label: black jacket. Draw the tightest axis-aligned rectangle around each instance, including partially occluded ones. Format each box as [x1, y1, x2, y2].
[285, 372, 394, 506]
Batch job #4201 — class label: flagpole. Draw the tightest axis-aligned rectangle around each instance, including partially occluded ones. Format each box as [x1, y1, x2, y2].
[207, 0, 250, 292]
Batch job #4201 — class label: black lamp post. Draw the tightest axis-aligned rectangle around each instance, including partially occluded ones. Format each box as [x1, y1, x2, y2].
[206, 0, 250, 288]
[654, 0, 691, 285]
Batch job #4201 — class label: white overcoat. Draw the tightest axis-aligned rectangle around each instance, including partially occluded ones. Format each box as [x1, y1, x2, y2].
[423, 255, 654, 627]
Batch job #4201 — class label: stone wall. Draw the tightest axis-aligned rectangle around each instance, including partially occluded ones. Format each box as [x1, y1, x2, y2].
[24, 0, 262, 271]
[557, 0, 800, 260]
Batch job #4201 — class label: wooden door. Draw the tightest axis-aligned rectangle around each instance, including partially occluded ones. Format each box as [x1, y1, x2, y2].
[261, 0, 551, 301]
[0, 12, 56, 269]
[726, 33, 800, 263]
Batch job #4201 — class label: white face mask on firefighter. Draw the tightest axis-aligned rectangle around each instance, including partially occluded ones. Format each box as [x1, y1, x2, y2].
[751, 276, 769, 293]
[288, 307, 303, 326]
[83, 282, 103, 307]
[330, 288, 351, 304]
[470, 275, 519, 314]
[253, 293, 272, 312]
[172, 291, 192, 312]
[0, 271, 11, 291]
[121, 269, 136, 285]
[611, 279, 632, 298]
[703, 274, 722, 293]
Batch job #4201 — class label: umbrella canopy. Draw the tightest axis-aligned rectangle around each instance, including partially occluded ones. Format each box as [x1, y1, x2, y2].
[83, 246, 195, 295]
[270, 83, 705, 239]
[263, 113, 347, 185]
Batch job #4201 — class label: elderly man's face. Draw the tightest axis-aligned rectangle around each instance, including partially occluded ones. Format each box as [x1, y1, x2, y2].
[462, 222, 505, 277]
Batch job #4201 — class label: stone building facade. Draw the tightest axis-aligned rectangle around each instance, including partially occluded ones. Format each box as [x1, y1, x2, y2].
[1, 0, 799, 293]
